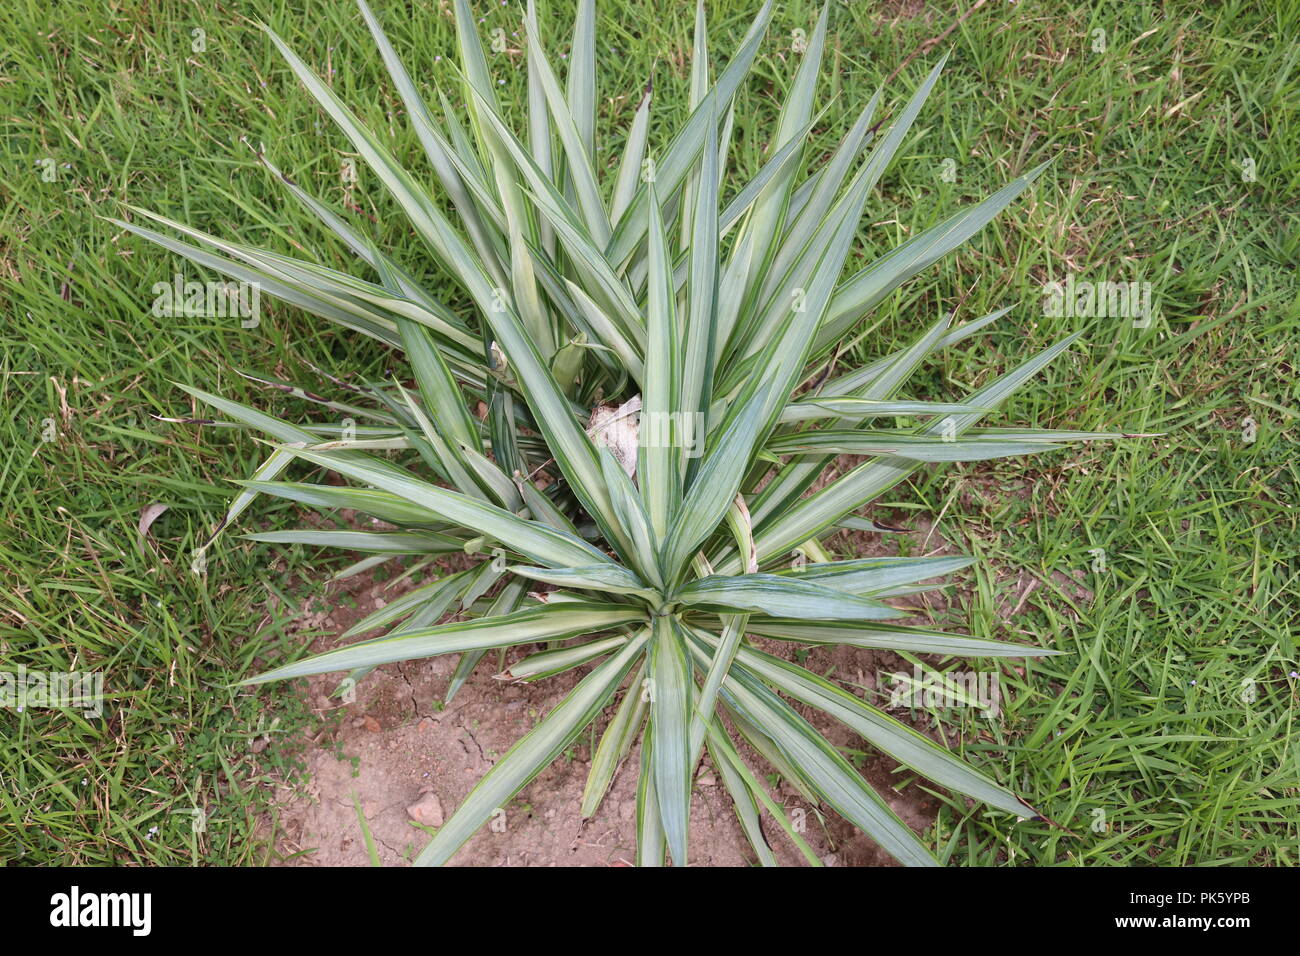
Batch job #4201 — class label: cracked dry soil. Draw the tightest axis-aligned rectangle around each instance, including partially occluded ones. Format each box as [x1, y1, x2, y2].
[264, 515, 1058, 866]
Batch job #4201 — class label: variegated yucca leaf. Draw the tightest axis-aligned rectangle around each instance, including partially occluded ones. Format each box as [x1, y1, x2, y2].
[127, 0, 1127, 866]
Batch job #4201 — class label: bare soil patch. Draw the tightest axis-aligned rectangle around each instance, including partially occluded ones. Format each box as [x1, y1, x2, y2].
[261, 487, 1060, 866]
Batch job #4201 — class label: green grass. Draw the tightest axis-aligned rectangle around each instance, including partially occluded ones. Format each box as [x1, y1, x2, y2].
[1, 0, 1296, 865]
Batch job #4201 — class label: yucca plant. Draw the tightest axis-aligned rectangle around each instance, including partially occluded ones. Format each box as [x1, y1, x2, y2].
[116, 0, 1122, 866]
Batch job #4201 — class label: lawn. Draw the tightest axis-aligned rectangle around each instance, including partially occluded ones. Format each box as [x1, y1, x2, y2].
[1, 0, 1296, 865]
